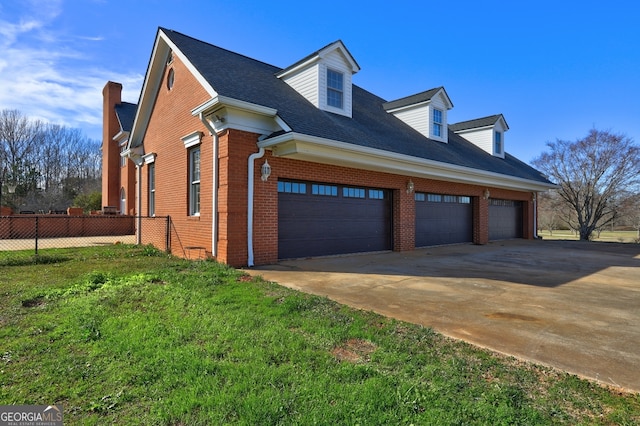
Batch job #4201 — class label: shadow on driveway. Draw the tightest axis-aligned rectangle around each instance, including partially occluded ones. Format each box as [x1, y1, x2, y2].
[247, 239, 640, 393]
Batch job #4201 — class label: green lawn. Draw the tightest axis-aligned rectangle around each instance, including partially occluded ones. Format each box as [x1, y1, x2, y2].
[1, 245, 638, 425]
[538, 229, 639, 243]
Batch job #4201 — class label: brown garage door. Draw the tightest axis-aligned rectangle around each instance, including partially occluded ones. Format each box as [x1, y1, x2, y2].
[415, 193, 473, 247]
[278, 180, 392, 259]
[489, 199, 523, 240]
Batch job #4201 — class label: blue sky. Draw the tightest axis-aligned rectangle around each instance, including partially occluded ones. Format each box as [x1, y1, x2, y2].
[1, 0, 638, 163]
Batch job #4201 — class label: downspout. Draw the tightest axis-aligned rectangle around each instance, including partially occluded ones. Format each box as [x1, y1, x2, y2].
[125, 148, 144, 245]
[199, 113, 219, 257]
[533, 192, 538, 239]
[247, 147, 265, 267]
[136, 165, 142, 244]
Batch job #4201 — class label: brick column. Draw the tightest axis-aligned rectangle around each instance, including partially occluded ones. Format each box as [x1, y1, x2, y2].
[393, 187, 415, 251]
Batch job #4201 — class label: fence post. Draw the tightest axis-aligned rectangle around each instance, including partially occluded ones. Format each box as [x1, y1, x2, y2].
[166, 216, 171, 253]
[35, 216, 39, 255]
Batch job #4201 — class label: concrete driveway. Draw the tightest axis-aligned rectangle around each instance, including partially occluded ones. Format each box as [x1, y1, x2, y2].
[247, 239, 640, 393]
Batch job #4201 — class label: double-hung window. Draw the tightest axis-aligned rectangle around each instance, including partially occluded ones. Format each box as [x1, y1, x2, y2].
[189, 147, 201, 216]
[433, 108, 443, 138]
[494, 131, 502, 154]
[148, 163, 156, 216]
[327, 69, 344, 109]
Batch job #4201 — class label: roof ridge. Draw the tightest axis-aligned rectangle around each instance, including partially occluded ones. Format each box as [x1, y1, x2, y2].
[159, 27, 285, 72]
[451, 113, 502, 126]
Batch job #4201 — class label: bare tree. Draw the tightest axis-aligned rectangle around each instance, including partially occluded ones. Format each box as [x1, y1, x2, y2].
[537, 190, 562, 235]
[0, 109, 43, 199]
[1, 109, 102, 212]
[532, 129, 640, 241]
[618, 192, 640, 241]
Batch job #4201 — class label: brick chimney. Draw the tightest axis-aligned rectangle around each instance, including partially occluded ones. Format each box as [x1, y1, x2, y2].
[102, 81, 123, 210]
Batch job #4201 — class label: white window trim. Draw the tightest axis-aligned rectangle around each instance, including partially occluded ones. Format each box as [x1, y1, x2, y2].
[148, 163, 156, 217]
[432, 108, 443, 138]
[182, 131, 203, 149]
[189, 147, 201, 216]
[143, 152, 156, 165]
[326, 68, 344, 110]
[494, 131, 503, 155]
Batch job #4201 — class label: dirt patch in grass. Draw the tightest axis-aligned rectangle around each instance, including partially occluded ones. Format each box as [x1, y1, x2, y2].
[21, 297, 46, 308]
[331, 338, 377, 363]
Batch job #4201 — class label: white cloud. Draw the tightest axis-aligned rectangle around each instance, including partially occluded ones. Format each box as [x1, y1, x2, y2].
[0, 1, 143, 140]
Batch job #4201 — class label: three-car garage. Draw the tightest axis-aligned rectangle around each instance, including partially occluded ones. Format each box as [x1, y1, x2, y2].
[277, 179, 526, 260]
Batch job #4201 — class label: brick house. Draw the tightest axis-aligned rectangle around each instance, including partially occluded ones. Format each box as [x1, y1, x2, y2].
[102, 28, 554, 267]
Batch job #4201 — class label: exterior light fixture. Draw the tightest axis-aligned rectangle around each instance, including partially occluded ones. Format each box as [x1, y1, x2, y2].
[406, 179, 414, 194]
[261, 160, 271, 182]
[7, 183, 16, 194]
[483, 189, 490, 200]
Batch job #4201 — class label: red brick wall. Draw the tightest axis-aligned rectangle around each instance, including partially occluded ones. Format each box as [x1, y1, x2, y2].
[139, 54, 213, 259]
[248, 152, 537, 266]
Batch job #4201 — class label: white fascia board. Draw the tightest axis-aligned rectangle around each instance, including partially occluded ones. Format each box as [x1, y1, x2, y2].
[259, 132, 556, 191]
[129, 29, 218, 150]
[161, 31, 217, 98]
[113, 131, 130, 145]
[498, 115, 509, 130]
[435, 88, 454, 110]
[318, 41, 360, 73]
[191, 95, 277, 117]
[191, 96, 290, 135]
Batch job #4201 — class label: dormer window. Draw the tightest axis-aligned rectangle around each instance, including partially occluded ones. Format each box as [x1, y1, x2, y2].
[276, 40, 360, 118]
[494, 131, 503, 155]
[450, 114, 508, 158]
[383, 87, 453, 143]
[433, 108, 443, 138]
[327, 69, 344, 109]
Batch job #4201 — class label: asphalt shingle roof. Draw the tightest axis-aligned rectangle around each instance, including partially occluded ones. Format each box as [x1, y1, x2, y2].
[382, 87, 446, 111]
[161, 28, 551, 185]
[450, 114, 507, 132]
[115, 102, 137, 132]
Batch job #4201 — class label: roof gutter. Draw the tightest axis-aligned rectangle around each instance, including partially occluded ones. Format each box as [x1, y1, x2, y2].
[259, 132, 556, 192]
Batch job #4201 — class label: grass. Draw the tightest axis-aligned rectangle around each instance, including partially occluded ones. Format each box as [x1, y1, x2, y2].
[538, 229, 639, 243]
[1, 245, 639, 425]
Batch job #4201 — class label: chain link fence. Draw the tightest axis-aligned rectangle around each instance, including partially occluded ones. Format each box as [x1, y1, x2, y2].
[0, 215, 170, 254]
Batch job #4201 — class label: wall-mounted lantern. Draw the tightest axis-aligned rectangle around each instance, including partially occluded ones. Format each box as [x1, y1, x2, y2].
[406, 179, 414, 194]
[261, 160, 271, 182]
[483, 189, 490, 200]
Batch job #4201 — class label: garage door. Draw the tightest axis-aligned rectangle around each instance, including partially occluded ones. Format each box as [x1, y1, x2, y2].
[489, 199, 523, 240]
[278, 180, 392, 259]
[415, 193, 473, 247]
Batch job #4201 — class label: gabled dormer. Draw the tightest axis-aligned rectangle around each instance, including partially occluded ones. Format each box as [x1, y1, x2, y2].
[450, 114, 509, 158]
[383, 87, 453, 143]
[276, 40, 360, 118]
